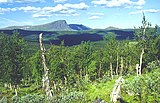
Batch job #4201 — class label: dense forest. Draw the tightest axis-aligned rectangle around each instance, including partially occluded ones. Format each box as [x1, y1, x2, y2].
[0, 15, 160, 103]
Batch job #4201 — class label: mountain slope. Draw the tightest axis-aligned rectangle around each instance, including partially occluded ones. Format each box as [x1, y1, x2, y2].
[2, 20, 71, 31]
[1, 20, 91, 31]
[69, 24, 91, 30]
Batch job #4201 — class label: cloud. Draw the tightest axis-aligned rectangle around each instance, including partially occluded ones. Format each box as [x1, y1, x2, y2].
[0, 0, 45, 3]
[135, 0, 145, 6]
[134, 6, 143, 10]
[0, 7, 17, 14]
[88, 12, 104, 20]
[88, 16, 102, 20]
[15, 0, 45, 3]
[53, 0, 67, 3]
[42, 4, 67, 13]
[129, 9, 160, 15]
[0, 2, 88, 18]
[64, 2, 89, 10]
[0, 0, 12, 3]
[92, 0, 145, 8]
[19, 6, 41, 13]
[32, 13, 52, 18]
[88, 12, 104, 16]
[38, 18, 47, 20]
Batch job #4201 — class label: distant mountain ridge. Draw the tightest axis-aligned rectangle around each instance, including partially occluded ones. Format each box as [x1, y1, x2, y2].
[105, 26, 120, 30]
[1, 20, 91, 31]
[69, 24, 91, 30]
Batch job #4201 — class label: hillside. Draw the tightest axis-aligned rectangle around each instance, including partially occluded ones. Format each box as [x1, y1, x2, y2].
[69, 24, 91, 30]
[1, 20, 91, 31]
[0, 29, 134, 46]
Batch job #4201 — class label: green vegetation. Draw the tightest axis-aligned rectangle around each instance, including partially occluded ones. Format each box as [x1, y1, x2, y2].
[0, 15, 160, 103]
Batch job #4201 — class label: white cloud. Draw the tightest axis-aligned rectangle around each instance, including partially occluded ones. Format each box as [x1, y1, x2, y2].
[19, 6, 41, 12]
[91, 0, 108, 5]
[92, 0, 146, 8]
[0, 2, 88, 18]
[135, 0, 145, 6]
[32, 13, 52, 18]
[0, 7, 17, 14]
[53, 0, 67, 3]
[15, 0, 45, 3]
[0, 0, 11, 3]
[134, 6, 143, 10]
[0, 0, 45, 3]
[88, 12, 104, 16]
[42, 4, 67, 13]
[129, 9, 160, 15]
[38, 18, 47, 20]
[64, 2, 89, 10]
[88, 15, 102, 20]
[88, 12, 104, 20]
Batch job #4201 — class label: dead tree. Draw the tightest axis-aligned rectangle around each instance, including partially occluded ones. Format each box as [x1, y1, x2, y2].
[110, 76, 124, 103]
[138, 13, 147, 75]
[39, 33, 53, 99]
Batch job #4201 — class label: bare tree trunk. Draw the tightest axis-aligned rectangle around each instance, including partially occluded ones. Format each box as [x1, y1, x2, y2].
[110, 55, 113, 79]
[139, 13, 146, 75]
[99, 62, 102, 78]
[120, 56, 123, 75]
[139, 48, 144, 75]
[39, 33, 53, 99]
[116, 52, 119, 75]
[110, 62, 113, 79]
[136, 64, 139, 76]
[15, 88, 17, 96]
[110, 76, 124, 103]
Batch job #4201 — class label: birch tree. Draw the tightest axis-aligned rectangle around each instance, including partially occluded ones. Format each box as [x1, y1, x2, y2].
[39, 33, 53, 99]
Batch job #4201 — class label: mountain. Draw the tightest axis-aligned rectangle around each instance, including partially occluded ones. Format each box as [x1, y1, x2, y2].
[105, 26, 120, 30]
[2, 20, 71, 31]
[69, 24, 91, 30]
[1, 20, 91, 31]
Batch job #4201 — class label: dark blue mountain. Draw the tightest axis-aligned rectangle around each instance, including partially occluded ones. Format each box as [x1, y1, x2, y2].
[69, 24, 91, 30]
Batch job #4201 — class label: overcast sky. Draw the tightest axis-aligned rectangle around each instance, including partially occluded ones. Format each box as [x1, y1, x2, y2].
[0, 0, 160, 29]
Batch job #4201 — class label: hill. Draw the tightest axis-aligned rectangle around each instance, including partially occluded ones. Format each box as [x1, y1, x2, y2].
[1, 20, 91, 31]
[69, 24, 91, 30]
[0, 29, 134, 46]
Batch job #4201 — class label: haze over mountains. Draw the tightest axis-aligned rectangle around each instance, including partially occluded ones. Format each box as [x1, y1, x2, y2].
[1, 20, 91, 31]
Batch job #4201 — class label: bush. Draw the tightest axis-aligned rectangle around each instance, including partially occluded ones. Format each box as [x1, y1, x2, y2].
[146, 60, 160, 72]
[123, 69, 160, 102]
[53, 91, 85, 103]
[11, 94, 45, 103]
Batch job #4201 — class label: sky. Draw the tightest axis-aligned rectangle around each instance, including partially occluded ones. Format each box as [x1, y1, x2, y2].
[0, 0, 160, 29]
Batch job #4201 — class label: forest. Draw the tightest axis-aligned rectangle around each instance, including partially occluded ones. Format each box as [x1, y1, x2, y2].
[0, 15, 160, 103]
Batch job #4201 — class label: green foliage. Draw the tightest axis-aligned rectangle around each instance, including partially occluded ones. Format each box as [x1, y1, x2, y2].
[84, 80, 114, 102]
[53, 91, 85, 103]
[11, 94, 45, 103]
[104, 32, 116, 41]
[123, 69, 160, 102]
[0, 32, 27, 85]
[0, 14, 160, 102]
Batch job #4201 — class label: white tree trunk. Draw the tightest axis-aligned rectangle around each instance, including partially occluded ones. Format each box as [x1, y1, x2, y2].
[39, 33, 53, 99]
[110, 76, 124, 103]
[120, 56, 123, 75]
[136, 64, 139, 76]
[116, 52, 119, 75]
[139, 48, 144, 75]
[110, 62, 113, 79]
